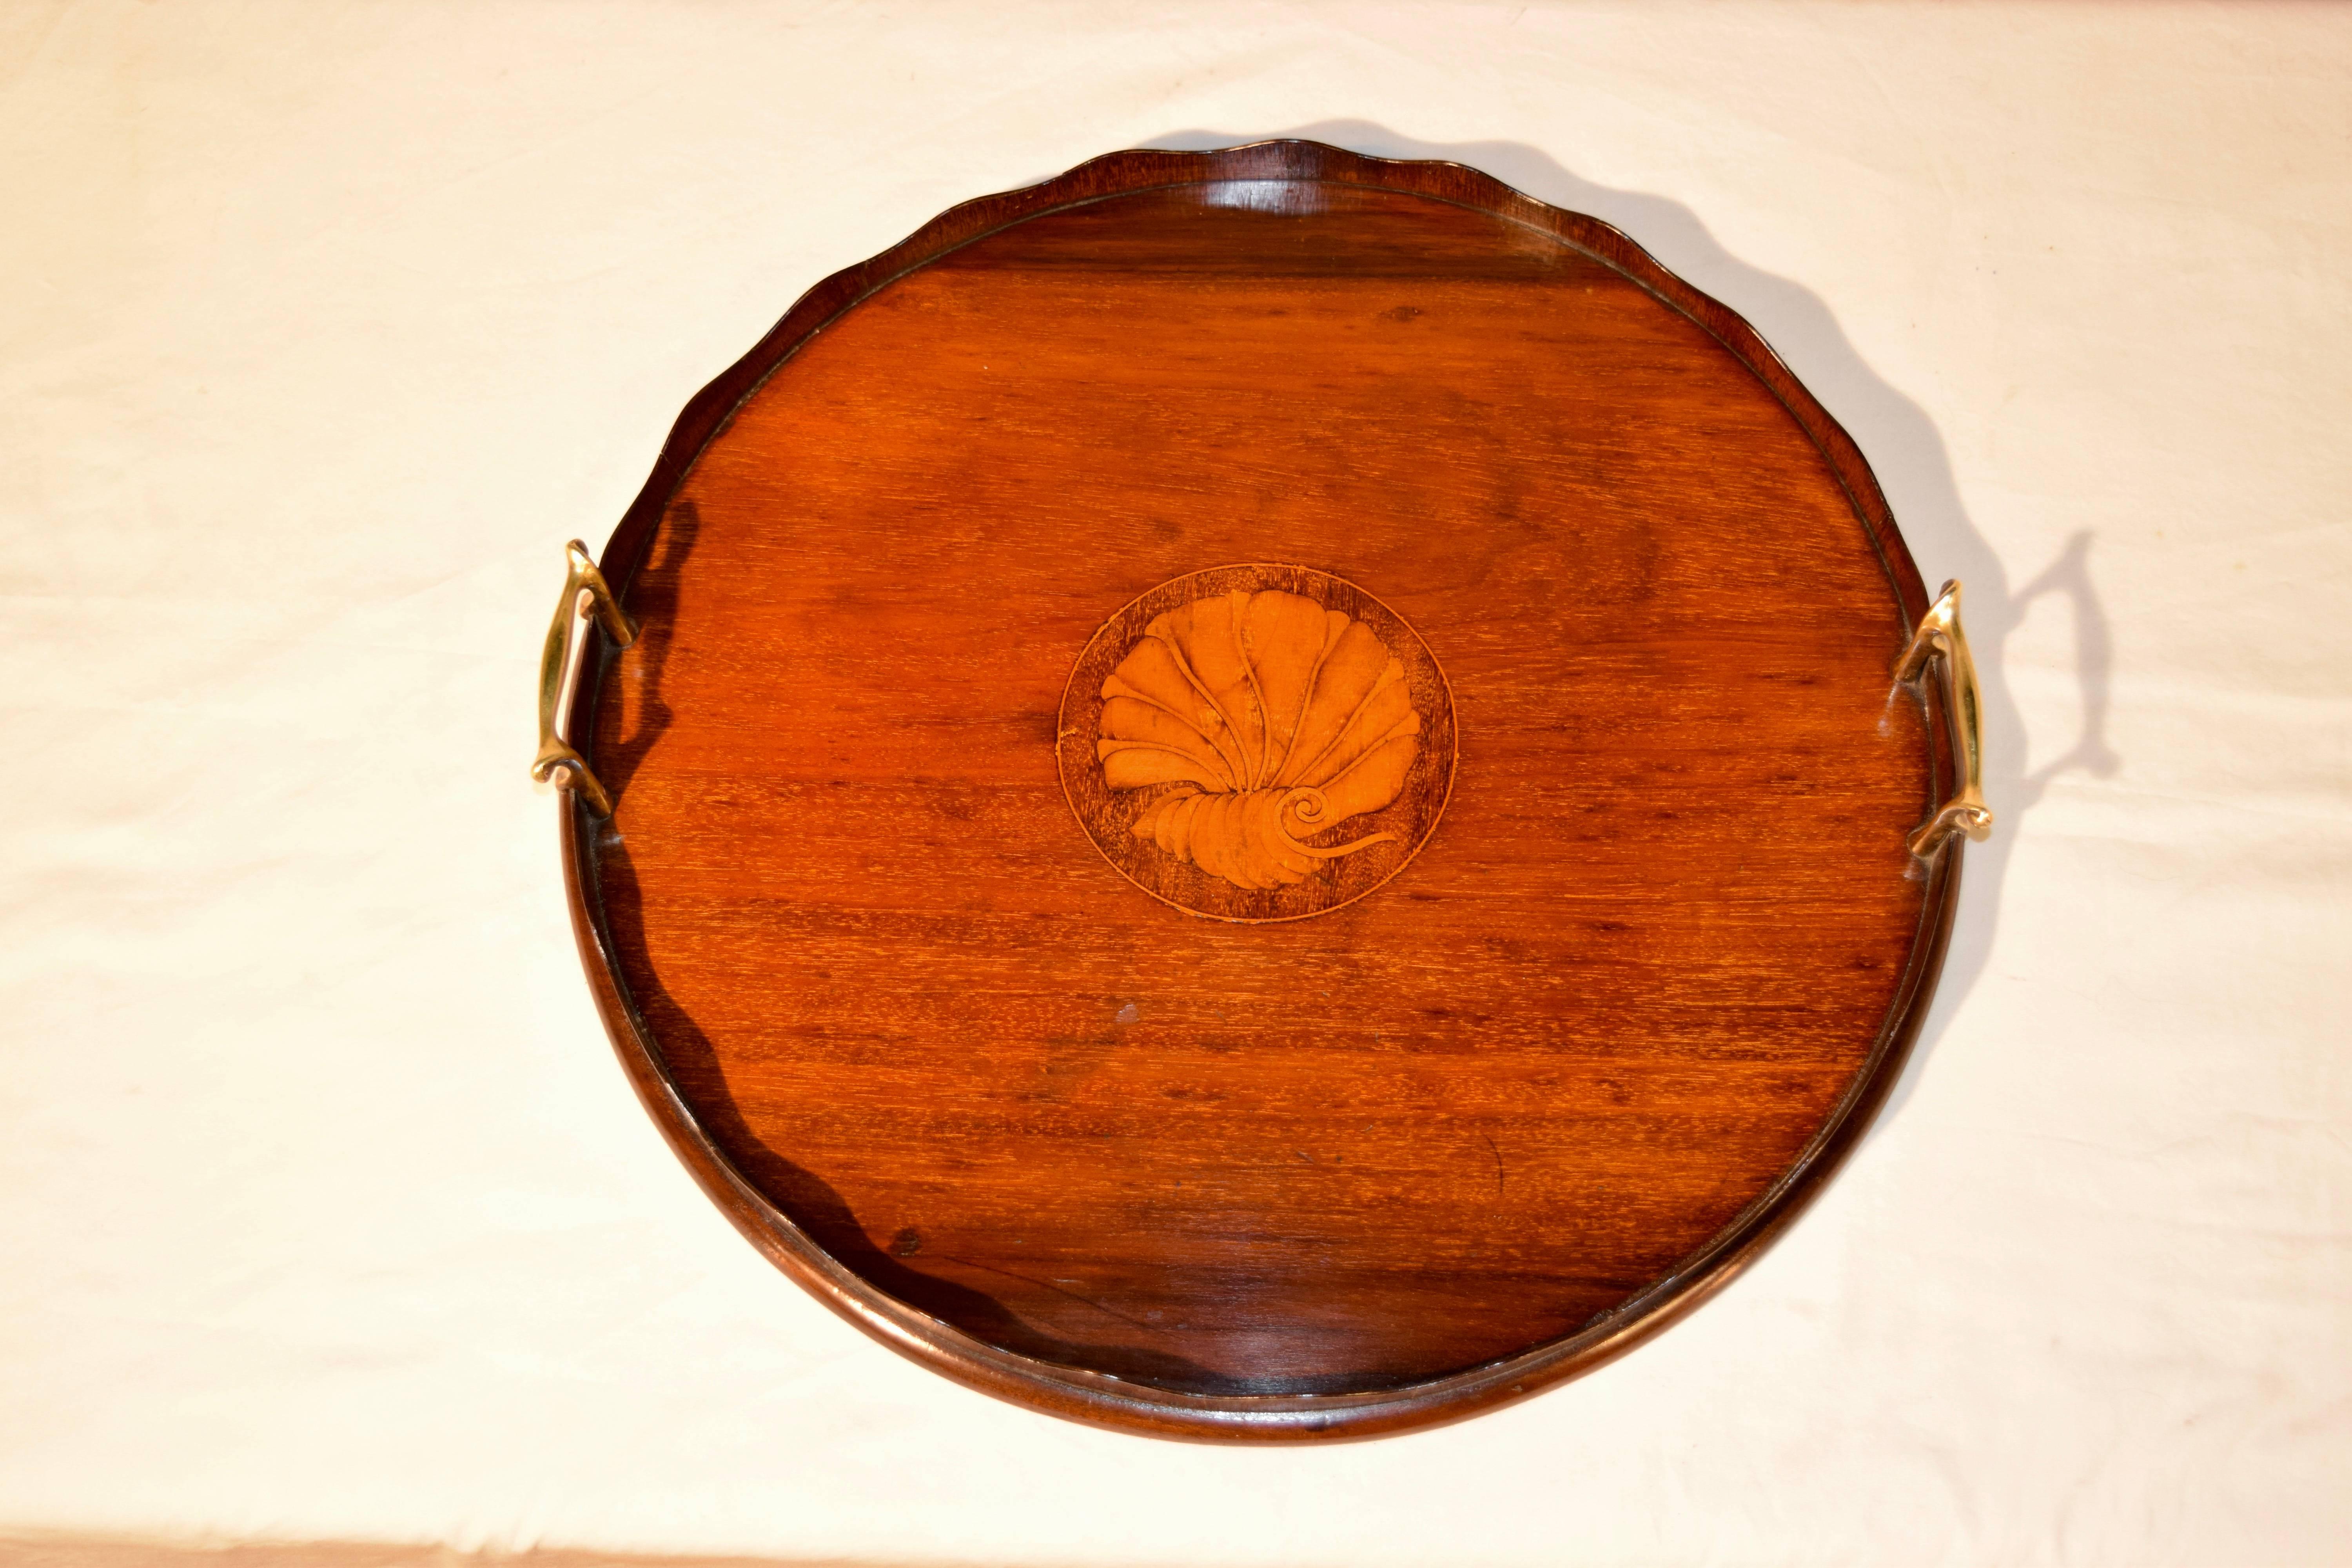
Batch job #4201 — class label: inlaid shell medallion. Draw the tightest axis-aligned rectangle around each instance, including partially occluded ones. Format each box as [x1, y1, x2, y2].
[1057, 565, 1455, 923]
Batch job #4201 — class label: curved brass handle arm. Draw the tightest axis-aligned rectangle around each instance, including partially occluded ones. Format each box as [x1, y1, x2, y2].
[532, 539, 638, 817]
[1895, 579, 1994, 859]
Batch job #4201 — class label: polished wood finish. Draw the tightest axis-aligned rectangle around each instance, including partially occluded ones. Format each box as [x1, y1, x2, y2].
[559, 142, 1961, 1441]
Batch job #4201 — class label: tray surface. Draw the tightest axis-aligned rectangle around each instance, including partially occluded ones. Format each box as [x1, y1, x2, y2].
[561, 142, 1960, 1440]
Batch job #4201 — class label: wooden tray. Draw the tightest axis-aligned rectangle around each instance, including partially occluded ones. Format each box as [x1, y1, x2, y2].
[535, 141, 1987, 1442]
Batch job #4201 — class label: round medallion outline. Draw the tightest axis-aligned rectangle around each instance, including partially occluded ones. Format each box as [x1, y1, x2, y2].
[1056, 564, 1457, 923]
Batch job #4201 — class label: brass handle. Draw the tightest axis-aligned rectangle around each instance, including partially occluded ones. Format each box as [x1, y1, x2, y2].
[1895, 579, 1993, 859]
[532, 539, 638, 817]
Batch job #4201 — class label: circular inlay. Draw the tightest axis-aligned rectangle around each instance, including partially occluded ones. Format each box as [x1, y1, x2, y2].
[1056, 563, 1456, 922]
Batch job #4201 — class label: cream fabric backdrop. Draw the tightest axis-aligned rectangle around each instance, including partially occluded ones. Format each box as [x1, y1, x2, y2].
[3, 2, 2347, 1563]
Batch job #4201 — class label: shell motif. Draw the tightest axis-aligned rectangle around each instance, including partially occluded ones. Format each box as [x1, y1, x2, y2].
[1095, 589, 1422, 891]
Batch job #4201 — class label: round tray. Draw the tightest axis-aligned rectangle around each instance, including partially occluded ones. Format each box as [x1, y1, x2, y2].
[544, 141, 1977, 1442]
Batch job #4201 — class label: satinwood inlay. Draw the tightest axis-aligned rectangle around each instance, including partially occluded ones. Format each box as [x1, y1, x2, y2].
[1058, 564, 1455, 922]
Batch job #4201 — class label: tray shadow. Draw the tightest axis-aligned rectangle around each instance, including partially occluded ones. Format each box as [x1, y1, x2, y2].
[580, 134, 2122, 1394]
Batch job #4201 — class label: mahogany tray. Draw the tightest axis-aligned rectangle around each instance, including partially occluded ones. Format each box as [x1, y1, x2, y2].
[534, 140, 1990, 1442]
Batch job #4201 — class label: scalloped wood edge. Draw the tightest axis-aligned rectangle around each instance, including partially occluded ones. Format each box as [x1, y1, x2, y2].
[555, 140, 1963, 1443]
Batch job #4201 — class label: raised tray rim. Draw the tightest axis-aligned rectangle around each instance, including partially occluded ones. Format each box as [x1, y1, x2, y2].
[557, 139, 1963, 1443]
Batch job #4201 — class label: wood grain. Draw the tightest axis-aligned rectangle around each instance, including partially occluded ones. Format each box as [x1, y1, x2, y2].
[558, 141, 1962, 1441]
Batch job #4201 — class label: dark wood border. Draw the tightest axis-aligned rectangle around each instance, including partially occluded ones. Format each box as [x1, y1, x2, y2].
[555, 140, 1962, 1443]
